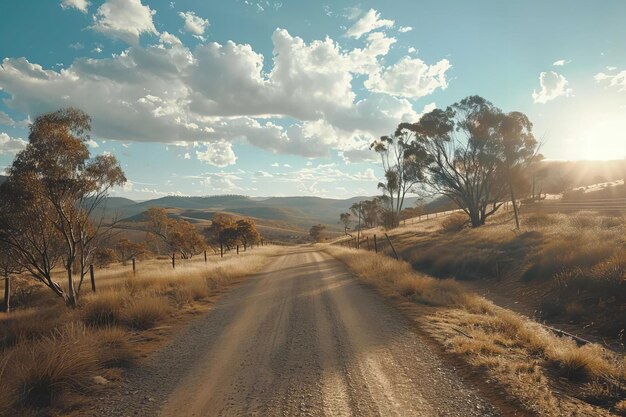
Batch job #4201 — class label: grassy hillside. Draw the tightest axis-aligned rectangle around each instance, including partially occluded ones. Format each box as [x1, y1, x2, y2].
[371, 211, 626, 345]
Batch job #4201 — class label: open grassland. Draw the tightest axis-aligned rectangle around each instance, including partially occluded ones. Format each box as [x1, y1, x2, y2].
[347, 210, 625, 345]
[325, 245, 626, 416]
[0, 246, 280, 417]
[403, 211, 625, 343]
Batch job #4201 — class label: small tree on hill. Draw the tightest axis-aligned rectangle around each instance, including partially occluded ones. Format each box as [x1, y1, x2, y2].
[339, 213, 352, 235]
[370, 126, 432, 228]
[309, 224, 326, 242]
[145, 207, 206, 261]
[93, 247, 117, 268]
[115, 238, 148, 265]
[204, 214, 261, 250]
[204, 213, 239, 250]
[235, 218, 260, 248]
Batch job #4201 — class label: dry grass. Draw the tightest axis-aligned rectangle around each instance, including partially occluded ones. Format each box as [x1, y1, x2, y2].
[93, 326, 136, 368]
[325, 245, 626, 416]
[383, 211, 626, 340]
[0, 246, 280, 415]
[122, 296, 170, 330]
[440, 212, 468, 233]
[0, 324, 99, 413]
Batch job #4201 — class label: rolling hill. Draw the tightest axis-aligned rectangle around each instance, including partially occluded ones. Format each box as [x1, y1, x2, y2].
[111, 195, 385, 231]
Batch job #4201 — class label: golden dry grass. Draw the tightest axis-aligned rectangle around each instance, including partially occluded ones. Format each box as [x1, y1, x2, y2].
[0, 246, 280, 416]
[371, 211, 626, 340]
[325, 245, 626, 416]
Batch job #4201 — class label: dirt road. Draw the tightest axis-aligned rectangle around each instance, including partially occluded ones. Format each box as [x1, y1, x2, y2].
[95, 247, 500, 417]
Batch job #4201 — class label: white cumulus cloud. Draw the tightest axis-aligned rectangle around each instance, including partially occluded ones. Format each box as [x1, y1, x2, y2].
[61, 0, 90, 13]
[178, 11, 209, 36]
[364, 57, 451, 98]
[195, 140, 238, 167]
[0, 27, 448, 162]
[159, 31, 182, 46]
[346, 9, 394, 39]
[91, 0, 158, 44]
[532, 71, 572, 104]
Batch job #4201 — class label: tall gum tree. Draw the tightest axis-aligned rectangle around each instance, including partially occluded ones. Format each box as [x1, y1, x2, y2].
[403, 96, 537, 227]
[1, 108, 126, 307]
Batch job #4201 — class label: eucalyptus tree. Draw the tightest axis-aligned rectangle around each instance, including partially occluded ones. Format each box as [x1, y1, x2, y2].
[370, 126, 431, 228]
[402, 96, 538, 228]
[1, 108, 126, 306]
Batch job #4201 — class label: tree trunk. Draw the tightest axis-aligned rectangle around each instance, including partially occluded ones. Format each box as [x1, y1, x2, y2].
[509, 170, 520, 229]
[469, 209, 482, 228]
[510, 183, 520, 229]
[2, 272, 10, 313]
[66, 265, 77, 307]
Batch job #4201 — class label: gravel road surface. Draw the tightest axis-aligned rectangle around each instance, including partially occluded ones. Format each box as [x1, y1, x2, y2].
[93, 247, 501, 417]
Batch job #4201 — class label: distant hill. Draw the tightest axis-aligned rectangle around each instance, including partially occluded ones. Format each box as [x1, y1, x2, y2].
[4, 158, 622, 242]
[114, 195, 379, 231]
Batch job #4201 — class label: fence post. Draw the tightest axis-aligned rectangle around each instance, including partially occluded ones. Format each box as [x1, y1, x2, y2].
[90, 264, 96, 292]
[384, 233, 399, 260]
[132, 258, 136, 275]
[220, 243, 223, 258]
[374, 234, 378, 253]
[204, 250, 207, 262]
[244, 243, 247, 251]
[237, 245, 239, 255]
[172, 253, 175, 269]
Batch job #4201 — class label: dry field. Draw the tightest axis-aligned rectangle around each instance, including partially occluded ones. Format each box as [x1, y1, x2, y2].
[0, 246, 280, 417]
[325, 245, 626, 416]
[346, 210, 625, 345]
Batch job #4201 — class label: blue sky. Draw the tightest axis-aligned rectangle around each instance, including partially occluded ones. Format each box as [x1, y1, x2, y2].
[0, 0, 625, 200]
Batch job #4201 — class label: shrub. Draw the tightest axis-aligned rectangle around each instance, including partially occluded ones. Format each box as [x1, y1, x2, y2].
[548, 343, 613, 381]
[2, 324, 99, 410]
[600, 215, 624, 229]
[80, 291, 125, 327]
[93, 326, 136, 368]
[570, 212, 597, 229]
[0, 307, 64, 349]
[122, 296, 170, 330]
[523, 237, 614, 282]
[524, 213, 558, 228]
[440, 213, 467, 233]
